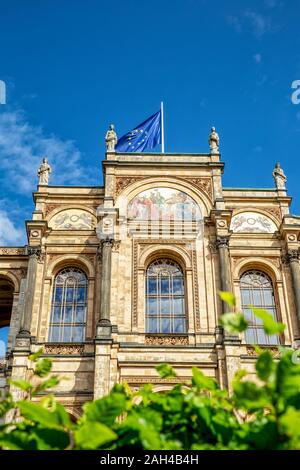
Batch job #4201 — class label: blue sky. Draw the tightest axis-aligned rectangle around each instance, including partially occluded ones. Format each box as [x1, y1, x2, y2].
[0, 0, 300, 245]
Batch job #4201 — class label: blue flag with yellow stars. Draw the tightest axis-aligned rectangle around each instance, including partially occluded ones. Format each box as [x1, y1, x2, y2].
[116, 110, 161, 152]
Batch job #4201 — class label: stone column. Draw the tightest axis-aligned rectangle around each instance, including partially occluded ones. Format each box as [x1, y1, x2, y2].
[97, 238, 113, 337]
[18, 246, 41, 340]
[216, 236, 232, 313]
[288, 250, 300, 332]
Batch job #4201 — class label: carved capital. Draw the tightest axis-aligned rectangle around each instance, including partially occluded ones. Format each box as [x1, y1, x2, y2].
[216, 236, 230, 249]
[27, 246, 41, 258]
[287, 250, 300, 263]
[101, 238, 115, 248]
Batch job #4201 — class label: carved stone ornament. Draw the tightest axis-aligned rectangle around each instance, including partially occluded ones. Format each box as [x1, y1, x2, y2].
[263, 207, 282, 222]
[27, 246, 44, 262]
[246, 346, 281, 359]
[287, 250, 300, 263]
[123, 377, 189, 384]
[44, 344, 84, 355]
[216, 236, 230, 249]
[179, 177, 213, 201]
[115, 177, 146, 197]
[145, 335, 189, 346]
[0, 247, 26, 255]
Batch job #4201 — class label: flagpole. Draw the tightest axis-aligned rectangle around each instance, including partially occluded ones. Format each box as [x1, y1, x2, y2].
[161, 101, 165, 153]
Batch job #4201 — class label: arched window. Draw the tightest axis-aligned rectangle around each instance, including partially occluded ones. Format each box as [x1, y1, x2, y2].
[240, 270, 279, 345]
[145, 259, 186, 334]
[0, 277, 14, 356]
[49, 268, 88, 342]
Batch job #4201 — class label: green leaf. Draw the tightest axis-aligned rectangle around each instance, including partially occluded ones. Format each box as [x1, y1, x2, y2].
[233, 380, 271, 411]
[255, 350, 275, 382]
[0, 429, 37, 450]
[0, 399, 14, 418]
[75, 422, 117, 449]
[32, 376, 60, 396]
[34, 358, 52, 377]
[17, 401, 66, 429]
[8, 379, 33, 392]
[252, 308, 285, 335]
[83, 392, 128, 426]
[218, 291, 236, 307]
[28, 348, 44, 362]
[192, 367, 218, 391]
[220, 313, 248, 333]
[279, 407, 300, 438]
[156, 363, 177, 379]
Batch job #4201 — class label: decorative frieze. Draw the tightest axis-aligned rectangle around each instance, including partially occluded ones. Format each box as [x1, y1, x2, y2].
[123, 376, 190, 384]
[0, 247, 26, 256]
[145, 335, 189, 345]
[246, 346, 281, 358]
[44, 344, 84, 355]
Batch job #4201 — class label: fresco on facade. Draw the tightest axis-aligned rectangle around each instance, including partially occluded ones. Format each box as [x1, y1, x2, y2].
[128, 188, 202, 221]
[50, 209, 95, 230]
[230, 212, 277, 233]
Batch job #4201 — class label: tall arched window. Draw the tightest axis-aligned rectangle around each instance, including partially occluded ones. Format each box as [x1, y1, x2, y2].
[240, 270, 280, 345]
[146, 259, 186, 334]
[0, 277, 14, 356]
[49, 268, 88, 342]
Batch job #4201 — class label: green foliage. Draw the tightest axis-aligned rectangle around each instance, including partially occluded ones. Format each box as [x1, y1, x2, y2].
[220, 313, 248, 333]
[252, 308, 286, 335]
[218, 291, 236, 308]
[0, 297, 300, 450]
[156, 363, 177, 379]
[34, 358, 52, 377]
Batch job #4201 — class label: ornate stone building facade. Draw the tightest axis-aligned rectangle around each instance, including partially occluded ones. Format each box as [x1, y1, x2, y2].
[1, 130, 300, 418]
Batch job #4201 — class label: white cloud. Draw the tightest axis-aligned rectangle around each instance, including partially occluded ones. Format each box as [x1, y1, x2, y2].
[228, 10, 271, 39]
[253, 53, 262, 64]
[264, 0, 278, 7]
[0, 210, 24, 246]
[244, 10, 270, 38]
[0, 109, 97, 194]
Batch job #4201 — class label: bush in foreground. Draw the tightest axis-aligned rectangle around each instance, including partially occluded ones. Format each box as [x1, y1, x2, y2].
[0, 293, 300, 450]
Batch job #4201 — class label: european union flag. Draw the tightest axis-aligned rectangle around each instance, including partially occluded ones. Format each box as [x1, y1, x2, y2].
[116, 110, 161, 153]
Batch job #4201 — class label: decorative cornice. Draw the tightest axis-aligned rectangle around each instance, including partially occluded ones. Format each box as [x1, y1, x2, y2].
[145, 335, 189, 346]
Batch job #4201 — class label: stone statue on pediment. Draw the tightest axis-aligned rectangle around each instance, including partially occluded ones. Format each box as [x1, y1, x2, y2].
[209, 126, 219, 153]
[37, 157, 52, 185]
[105, 124, 117, 151]
[273, 162, 287, 190]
